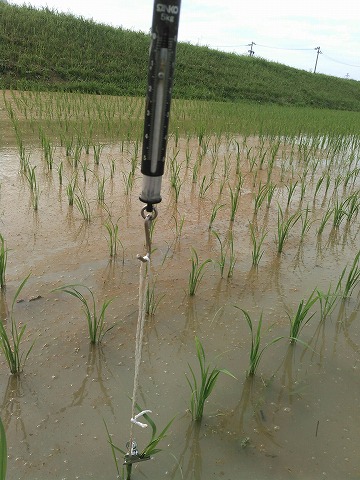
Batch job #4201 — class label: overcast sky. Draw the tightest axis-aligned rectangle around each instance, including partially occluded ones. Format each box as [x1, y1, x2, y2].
[9, 0, 360, 81]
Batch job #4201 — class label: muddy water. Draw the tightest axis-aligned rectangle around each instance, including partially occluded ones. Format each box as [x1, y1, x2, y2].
[0, 98, 360, 479]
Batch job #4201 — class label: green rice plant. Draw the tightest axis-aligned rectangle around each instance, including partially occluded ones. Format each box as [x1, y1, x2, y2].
[58, 161, 63, 186]
[266, 182, 277, 208]
[253, 182, 268, 215]
[212, 230, 226, 278]
[172, 213, 185, 239]
[93, 143, 104, 166]
[104, 408, 174, 480]
[122, 171, 135, 195]
[345, 192, 359, 222]
[199, 175, 213, 199]
[80, 159, 89, 183]
[227, 229, 237, 278]
[66, 174, 77, 206]
[276, 205, 301, 254]
[23, 163, 37, 192]
[249, 222, 267, 267]
[0, 416, 6, 480]
[289, 289, 318, 344]
[341, 250, 360, 299]
[285, 180, 298, 207]
[96, 172, 106, 204]
[208, 202, 224, 230]
[43, 137, 55, 170]
[237, 308, 284, 376]
[0, 235, 8, 290]
[53, 284, 114, 344]
[313, 175, 324, 202]
[74, 190, 91, 222]
[146, 282, 165, 316]
[333, 197, 349, 228]
[229, 182, 241, 222]
[300, 206, 313, 241]
[104, 217, 124, 261]
[316, 275, 343, 321]
[185, 336, 235, 421]
[188, 248, 211, 296]
[0, 275, 34, 375]
[317, 206, 333, 235]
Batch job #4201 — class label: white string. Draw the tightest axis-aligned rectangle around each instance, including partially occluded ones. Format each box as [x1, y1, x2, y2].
[128, 252, 150, 453]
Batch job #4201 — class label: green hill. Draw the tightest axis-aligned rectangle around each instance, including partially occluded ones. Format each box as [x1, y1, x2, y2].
[1, 3, 360, 111]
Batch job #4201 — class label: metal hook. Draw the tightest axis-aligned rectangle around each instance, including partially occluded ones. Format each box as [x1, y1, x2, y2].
[137, 206, 158, 263]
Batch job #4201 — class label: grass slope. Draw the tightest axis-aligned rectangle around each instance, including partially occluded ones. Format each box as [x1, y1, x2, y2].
[1, 3, 360, 110]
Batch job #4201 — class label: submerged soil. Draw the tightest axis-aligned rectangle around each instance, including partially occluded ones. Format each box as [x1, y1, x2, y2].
[0, 93, 360, 480]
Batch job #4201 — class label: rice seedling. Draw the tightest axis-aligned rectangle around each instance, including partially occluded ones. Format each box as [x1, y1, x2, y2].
[93, 143, 103, 166]
[227, 230, 237, 278]
[188, 248, 211, 296]
[285, 180, 298, 207]
[316, 275, 343, 321]
[249, 222, 267, 267]
[58, 161, 63, 186]
[266, 182, 277, 208]
[345, 192, 359, 222]
[332, 197, 349, 228]
[104, 217, 124, 261]
[66, 174, 77, 206]
[253, 182, 268, 216]
[104, 408, 175, 480]
[80, 159, 89, 183]
[122, 171, 135, 196]
[0, 416, 6, 480]
[74, 190, 91, 222]
[172, 213, 185, 240]
[317, 206, 333, 235]
[341, 250, 360, 299]
[146, 282, 165, 316]
[0, 235, 8, 290]
[288, 289, 318, 344]
[276, 205, 301, 254]
[313, 175, 324, 202]
[208, 202, 224, 230]
[212, 230, 226, 278]
[96, 172, 106, 204]
[199, 175, 213, 199]
[43, 137, 55, 170]
[229, 182, 241, 223]
[300, 206, 313, 241]
[53, 284, 114, 344]
[185, 336, 235, 421]
[0, 275, 34, 375]
[237, 308, 284, 376]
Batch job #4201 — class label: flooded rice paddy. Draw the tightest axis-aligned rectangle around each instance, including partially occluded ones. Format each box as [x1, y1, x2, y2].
[0, 91, 360, 479]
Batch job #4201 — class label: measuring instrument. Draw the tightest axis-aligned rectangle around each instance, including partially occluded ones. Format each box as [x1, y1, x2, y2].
[139, 0, 182, 211]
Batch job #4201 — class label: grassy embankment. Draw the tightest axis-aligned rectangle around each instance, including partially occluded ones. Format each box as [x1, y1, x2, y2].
[1, 3, 360, 111]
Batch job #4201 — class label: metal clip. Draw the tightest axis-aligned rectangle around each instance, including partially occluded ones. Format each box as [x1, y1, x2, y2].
[123, 440, 151, 465]
[137, 206, 157, 263]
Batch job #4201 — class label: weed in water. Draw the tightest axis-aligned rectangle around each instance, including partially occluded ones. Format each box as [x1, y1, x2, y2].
[0, 275, 34, 375]
[237, 308, 284, 376]
[185, 336, 235, 421]
[53, 284, 114, 344]
[289, 289, 318, 344]
[188, 248, 211, 296]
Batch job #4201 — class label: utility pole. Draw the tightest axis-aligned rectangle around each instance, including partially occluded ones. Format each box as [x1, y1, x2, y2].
[248, 42, 255, 57]
[314, 46, 321, 73]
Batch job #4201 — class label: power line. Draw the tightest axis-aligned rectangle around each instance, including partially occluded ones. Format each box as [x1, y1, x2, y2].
[321, 52, 360, 68]
[255, 43, 314, 51]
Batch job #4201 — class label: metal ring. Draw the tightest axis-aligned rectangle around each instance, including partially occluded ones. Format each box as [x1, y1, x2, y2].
[141, 205, 158, 220]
